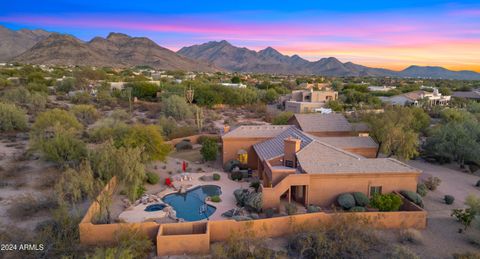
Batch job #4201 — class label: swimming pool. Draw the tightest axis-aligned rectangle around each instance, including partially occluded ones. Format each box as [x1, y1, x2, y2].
[144, 204, 166, 212]
[162, 185, 221, 221]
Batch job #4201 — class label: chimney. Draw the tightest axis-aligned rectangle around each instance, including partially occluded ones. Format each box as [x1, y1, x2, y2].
[284, 137, 301, 167]
[223, 125, 230, 134]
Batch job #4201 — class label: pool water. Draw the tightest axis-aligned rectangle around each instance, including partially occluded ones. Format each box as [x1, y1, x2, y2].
[144, 204, 166, 212]
[162, 185, 221, 221]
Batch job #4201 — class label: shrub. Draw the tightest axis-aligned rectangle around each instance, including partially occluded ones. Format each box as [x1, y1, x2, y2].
[0, 102, 28, 132]
[271, 111, 293, 125]
[175, 140, 193, 151]
[213, 173, 220, 181]
[476, 180, 480, 187]
[388, 245, 420, 259]
[35, 131, 88, 166]
[352, 192, 370, 207]
[349, 206, 366, 212]
[145, 172, 159, 184]
[265, 208, 275, 218]
[465, 194, 480, 215]
[444, 195, 455, 205]
[453, 252, 480, 259]
[337, 193, 356, 210]
[210, 195, 221, 202]
[244, 192, 263, 212]
[398, 229, 423, 244]
[307, 205, 321, 213]
[249, 181, 260, 192]
[71, 104, 100, 125]
[423, 176, 441, 191]
[370, 193, 403, 211]
[285, 203, 297, 215]
[200, 138, 218, 161]
[451, 208, 475, 231]
[7, 195, 58, 219]
[231, 171, 243, 181]
[136, 185, 146, 198]
[198, 135, 219, 145]
[400, 190, 424, 207]
[224, 159, 240, 172]
[416, 183, 428, 197]
[234, 189, 250, 206]
[163, 95, 194, 120]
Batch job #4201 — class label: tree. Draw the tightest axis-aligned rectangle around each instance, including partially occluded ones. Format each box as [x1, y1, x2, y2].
[263, 88, 279, 104]
[163, 95, 193, 120]
[0, 102, 27, 132]
[272, 111, 293, 125]
[31, 108, 83, 139]
[365, 107, 427, 160]
[451, 208, 475, 231]
[71, 104, 100, 125]
[201, 138, 218, 161]
[440, 108, 475, 123]
[35, 127, 87, 166]
[439, 87, 452, 96]
[127, 81, 159, 100]
[231, 76, 241, 84]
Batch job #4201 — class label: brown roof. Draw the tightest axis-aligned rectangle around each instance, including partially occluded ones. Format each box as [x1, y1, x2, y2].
[402, 91, 426, 101]
[296, 141, 420, 174]
[315, 136, 378, 149]
[291, 113, 355, 133]
[222, 125, 293, 139]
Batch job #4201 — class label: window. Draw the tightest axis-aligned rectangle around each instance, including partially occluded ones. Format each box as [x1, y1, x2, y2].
[370, 186, 382, 196]
[285, 160, 294, 168]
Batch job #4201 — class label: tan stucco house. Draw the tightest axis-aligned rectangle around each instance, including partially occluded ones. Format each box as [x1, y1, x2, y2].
[222, 113, 421, 210]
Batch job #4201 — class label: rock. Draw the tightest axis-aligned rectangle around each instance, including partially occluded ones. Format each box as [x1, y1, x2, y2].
[250, 213, 260, 219]
[234, 189, 250, 206]
[245, 192, 263, 212]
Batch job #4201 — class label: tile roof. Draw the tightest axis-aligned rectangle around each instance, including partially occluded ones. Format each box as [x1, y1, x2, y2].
[222, 125, 293, 139]
[314, 136, 378, 149]
[296, 141, 420, 174]
[452, 90, 480, 100]
[292, 113, 354, 132]
[253, 127, 314, 161]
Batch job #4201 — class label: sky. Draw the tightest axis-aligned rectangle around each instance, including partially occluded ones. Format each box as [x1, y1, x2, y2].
[1, 1, 479, 72]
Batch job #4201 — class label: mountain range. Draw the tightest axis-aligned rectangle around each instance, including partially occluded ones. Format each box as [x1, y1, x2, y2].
[1, 25, 479, 80]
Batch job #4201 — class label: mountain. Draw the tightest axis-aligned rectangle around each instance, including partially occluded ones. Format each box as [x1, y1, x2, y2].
[399, 66, 480, 80]
[12, 32, 218, 72]
[0, 25, 51, 61]
[179, 41, 480, 80]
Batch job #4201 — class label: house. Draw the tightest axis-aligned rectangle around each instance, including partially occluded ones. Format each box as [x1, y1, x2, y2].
[220, 83, 247, 88]
[452, 90, 480, 101]
[284, 89, 338, 113]
[221, 118, 420, 210]
[368, 85, 396, 92]
[384, 88, 450, 106]
[298, 82, 330, 90]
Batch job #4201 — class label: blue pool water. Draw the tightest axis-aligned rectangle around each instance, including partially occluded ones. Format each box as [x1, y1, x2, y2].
[162, 185, 221, 221]
[144, 204, 166, 212]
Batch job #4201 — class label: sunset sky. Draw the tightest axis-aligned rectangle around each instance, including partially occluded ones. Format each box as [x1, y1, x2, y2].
[1, 1, 479, 71]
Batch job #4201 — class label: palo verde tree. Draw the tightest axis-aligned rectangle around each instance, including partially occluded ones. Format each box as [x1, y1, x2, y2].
[365, 106, 430, 160]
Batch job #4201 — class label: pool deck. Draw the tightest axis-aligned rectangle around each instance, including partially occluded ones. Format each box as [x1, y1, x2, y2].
[118, 169, 245, 223]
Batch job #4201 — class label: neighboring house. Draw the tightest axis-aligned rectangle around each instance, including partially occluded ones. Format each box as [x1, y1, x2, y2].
[220, 83, 247, 88]
[298, 82, 330, 90]
[284, 89, 338, 113]
[368, 85, 396, 92]
[452, 90, 480, 101]
[383, 88, 450, 106]
[221, 119, 420, 210]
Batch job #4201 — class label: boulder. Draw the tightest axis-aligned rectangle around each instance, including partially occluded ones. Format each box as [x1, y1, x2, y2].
[245, 192, 263, 212]
[232, 215, 252, 221]
[234, 189, 250, 206]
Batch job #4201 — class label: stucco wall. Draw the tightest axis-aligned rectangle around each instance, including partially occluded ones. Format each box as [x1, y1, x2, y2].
[222, 138, 269, 168]
[343, 147, 378, 158]
[157, 222, 210, 256]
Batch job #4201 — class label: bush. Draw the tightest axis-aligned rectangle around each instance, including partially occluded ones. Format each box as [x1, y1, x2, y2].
[285, 203, 297, 215]
[163, 95, 193, 120]
[145, 172, 159, 184]
[213, 173, 220, 181]
[70, 104, 99, 125]
[234, 189, 250, 206]
[249, 181, 260, 192]
[476, 180, 480, 187]
[416, 183, 428, 197]
[244, 192, 263, 212]
[224, 159, 240, 172]
[175, 140, 192, 151]
[197, 135, 219, 145]
[388, 245, 420, 259]
[352, 192, 370, 207]
[231, 171, 243, 181]
[370, 193, 403, 211]
[271, 111, 293, 125]
[398, 229, 424, 244]
[7, 195, 58, 219]
[307, 205, 321, 213]
[200, 138, 218, 161]
[337, 193, 356, 210]
[36, 131, 88, 166]
[400, 190, 424, 207]
[136, 185, 146, 198]
[349, 206, 366, 212]
[0, 102, 28, 132]
[444, 195, 455, 205]
[210, 195, 221, 202]
[423, 176, 441, 191]
[453, 252, 480, 259]
[265, 208, 275, 218]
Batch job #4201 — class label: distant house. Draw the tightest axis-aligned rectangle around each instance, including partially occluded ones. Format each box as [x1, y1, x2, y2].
[452, 90, 480, 101]
[383, 88, 450, 106]
[298, 82, 330, 90]
[287, 113, 369, 137]
[284, 89, 338, 113]
[368, 85, 396, 92]
[220, 83, 247, 88]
